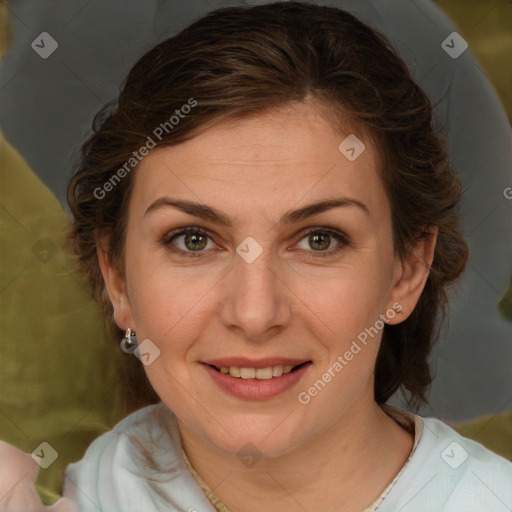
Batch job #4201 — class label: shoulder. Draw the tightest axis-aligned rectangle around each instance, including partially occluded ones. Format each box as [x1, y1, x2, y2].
[382, 414, 512, 512]
[64, 402, 167, 470]
[62, 404, 160, 491]
[62, 403, 200, 511]
[422, 416, 512, 472]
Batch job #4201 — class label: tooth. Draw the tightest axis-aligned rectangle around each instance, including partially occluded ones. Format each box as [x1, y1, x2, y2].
[229, 367, 241, 378]
[272, 365, 284, 377]
[255, 367, 273, 380]
[219, 364, 302, 379]
[240, 367, 256, 379]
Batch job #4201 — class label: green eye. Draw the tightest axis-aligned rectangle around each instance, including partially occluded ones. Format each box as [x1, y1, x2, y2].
[182, 232, 208, 251]
[162, 226, 349, 259]
[295, 228, 349, 257]
[163, 227, 215, 257]
[308, 233, 332, 251]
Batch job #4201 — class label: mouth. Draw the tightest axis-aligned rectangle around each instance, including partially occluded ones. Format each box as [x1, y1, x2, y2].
[206, 361, 311, 380]
[200, 359, 312, 400]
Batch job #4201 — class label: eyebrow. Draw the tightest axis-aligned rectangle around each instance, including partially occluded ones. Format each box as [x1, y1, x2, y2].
[144, 196, 369, 227]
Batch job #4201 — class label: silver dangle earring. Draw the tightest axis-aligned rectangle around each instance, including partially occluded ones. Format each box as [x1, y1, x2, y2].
[120, 328, 138, 354]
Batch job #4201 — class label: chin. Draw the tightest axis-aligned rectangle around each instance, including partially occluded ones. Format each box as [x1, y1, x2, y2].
[205, 417, 307, 460]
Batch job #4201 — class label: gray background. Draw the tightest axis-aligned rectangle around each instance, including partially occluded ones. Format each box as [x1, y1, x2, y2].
[0, 0, 511, 423]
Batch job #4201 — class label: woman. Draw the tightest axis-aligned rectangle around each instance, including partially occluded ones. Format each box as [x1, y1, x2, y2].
[3, 2, 511, 511]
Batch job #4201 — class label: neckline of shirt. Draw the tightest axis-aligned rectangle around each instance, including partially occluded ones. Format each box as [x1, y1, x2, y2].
[178, 404, 424, 512]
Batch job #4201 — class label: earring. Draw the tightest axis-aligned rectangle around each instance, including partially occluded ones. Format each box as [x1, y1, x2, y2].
[120, 328, 138, 354]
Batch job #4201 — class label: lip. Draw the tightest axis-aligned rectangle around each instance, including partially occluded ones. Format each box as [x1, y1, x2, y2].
[202, 357, 309, 369]
[201, 361, 312, 400]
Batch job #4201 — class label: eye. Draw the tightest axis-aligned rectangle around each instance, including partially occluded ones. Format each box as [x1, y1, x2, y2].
[161, 226, 350, 259]
[294, 227, 349, 258]
[162, 227, 218, 257]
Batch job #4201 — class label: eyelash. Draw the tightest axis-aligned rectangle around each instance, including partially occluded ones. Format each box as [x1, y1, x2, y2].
[161, 226, 350, 259]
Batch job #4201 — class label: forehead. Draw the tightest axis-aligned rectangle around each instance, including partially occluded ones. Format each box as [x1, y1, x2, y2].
[131, 103, 388, 223]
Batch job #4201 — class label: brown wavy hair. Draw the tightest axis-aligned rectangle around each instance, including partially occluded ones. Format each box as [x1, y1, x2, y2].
[66, 1, 468, 412]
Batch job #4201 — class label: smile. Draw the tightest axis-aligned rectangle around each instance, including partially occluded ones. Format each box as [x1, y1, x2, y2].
[201, 361, 312, 400]
[211, 363, 308, 379]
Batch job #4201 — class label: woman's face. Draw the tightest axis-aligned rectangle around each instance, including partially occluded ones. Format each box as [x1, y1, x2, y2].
[101, 102, 430, 457]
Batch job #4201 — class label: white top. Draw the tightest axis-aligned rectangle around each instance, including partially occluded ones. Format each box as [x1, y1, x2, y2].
[63, 403, 512, 512]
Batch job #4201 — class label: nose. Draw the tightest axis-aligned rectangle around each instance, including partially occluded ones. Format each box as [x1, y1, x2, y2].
[217, 243, 292, 342]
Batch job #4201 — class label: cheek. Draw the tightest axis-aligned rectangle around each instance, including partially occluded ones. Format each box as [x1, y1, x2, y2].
[291, 261, 392, 399]
[294, 259, 390, 330]
[129, 274, 210, 347]
[122, 246, 205, 348]
[295, 269, 388, 410]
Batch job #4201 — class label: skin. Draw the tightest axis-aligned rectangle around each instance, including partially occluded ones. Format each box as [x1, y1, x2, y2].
[99, 101, 437, 512]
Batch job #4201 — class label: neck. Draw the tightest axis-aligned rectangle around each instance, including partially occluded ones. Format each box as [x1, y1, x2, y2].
[177, 394, 414, 512]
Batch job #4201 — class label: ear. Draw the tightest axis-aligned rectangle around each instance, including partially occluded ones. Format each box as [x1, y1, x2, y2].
[97, 236, 135, 332]
[386, 227, 438, 324]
